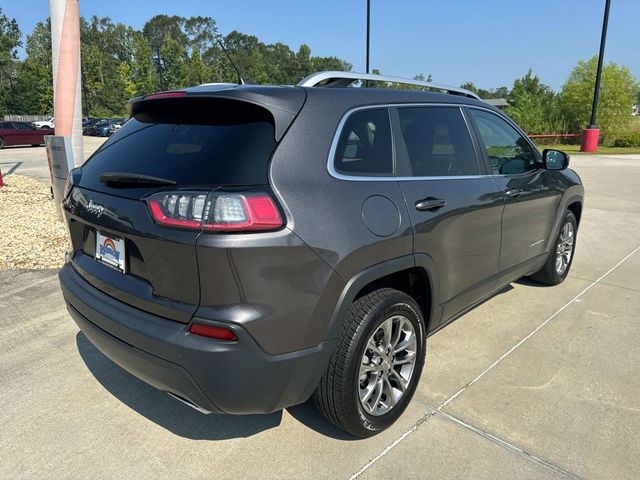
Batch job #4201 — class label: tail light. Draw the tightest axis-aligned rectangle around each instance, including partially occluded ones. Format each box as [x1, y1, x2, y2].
[147, 191, 283, 232]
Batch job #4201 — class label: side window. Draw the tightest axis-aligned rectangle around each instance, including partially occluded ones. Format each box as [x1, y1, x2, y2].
[334, 108, 393, 176]
[14, 123, 31, 130]
[397, 107, 479, 176]
[1, 122, 15, 129]
[468, 109, 539, 175]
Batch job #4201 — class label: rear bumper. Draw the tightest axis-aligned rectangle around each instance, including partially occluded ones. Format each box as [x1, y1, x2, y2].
[59, 262, 335, 414]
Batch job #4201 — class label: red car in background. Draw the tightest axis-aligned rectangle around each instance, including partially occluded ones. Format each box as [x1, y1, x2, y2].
[0, 122, 54, 148]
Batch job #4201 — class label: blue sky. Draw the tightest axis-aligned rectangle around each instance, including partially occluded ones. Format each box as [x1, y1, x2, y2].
[4, 0, 639, 91]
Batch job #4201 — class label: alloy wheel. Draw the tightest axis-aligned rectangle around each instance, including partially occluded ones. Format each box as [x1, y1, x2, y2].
[555, 222, 574, 275]
[358, 315, 418, 416]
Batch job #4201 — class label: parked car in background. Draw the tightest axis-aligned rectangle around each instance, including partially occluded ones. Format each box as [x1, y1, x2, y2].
[107, 118, 128, 136]
[0, 121, 54, 148]
[32, 117, 55, 129]
[85, 119, 119, 137]
[59, 71, 584, 438]
[82, 117, 94, 127]
[83, 118, 103, 135]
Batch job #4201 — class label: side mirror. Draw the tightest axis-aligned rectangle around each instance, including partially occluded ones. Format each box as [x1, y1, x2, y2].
[542, 149, 569, 170]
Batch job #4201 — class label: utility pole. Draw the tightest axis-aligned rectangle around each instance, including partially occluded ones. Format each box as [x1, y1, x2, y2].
[366, 0, 371, 74]
[581, 0, 612, 152]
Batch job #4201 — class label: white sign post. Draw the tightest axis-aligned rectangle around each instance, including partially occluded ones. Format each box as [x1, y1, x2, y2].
[44, 136, 74, 219]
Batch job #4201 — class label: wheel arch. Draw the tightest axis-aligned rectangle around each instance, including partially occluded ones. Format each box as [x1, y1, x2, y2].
[324, 255, 442, 342]
[566, 200, 582, 225]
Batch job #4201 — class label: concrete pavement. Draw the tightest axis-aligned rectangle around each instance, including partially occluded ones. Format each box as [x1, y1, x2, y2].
[1, 154, 639, 479]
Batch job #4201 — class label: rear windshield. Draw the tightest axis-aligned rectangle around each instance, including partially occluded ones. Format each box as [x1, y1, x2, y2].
[80, 97, 277, 192]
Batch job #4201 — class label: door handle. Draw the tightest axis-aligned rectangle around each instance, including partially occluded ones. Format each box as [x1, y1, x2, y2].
[505, 188, 524, 198]
[415, 197, 447, 211]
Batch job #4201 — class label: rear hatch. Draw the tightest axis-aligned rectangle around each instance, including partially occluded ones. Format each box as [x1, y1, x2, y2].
[64, 91, 303, 322]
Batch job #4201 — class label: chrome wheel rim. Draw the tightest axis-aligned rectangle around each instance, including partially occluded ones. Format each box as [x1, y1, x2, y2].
[358, 315, 417, 416]
[555, 222, 574, 275]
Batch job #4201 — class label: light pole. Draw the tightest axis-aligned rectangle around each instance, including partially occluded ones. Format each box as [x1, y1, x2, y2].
[581, 0, 612, 152]
[366, 0, 370, 74]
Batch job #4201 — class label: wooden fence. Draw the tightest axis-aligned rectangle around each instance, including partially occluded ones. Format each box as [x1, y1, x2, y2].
[2, 115, 50, 122]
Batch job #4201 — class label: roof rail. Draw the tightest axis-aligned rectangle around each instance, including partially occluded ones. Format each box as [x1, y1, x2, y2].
[297, 71, 480, 100]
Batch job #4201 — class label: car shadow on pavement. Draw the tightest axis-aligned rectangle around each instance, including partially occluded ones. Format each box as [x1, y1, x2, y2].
[515, 277, 547, 288]
[76, 332, 283, 440]
[286, 401, 357, 441]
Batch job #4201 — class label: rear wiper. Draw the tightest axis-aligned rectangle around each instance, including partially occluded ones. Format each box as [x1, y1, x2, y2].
[99, 172, 177, 188]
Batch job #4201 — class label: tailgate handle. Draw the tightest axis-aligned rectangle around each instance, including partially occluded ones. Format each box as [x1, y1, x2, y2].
[415, 197, 447, 211]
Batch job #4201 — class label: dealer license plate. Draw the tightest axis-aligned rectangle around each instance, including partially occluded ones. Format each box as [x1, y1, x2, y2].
[95, 231, 126, 273]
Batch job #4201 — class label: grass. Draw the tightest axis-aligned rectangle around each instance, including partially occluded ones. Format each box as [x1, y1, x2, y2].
[535, 143, 640, 155]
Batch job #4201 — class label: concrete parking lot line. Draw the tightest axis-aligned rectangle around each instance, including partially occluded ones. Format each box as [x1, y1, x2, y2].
[440, 281, 640, 478]
[439, 242, 640, 411]
[351, 243, 640, 479]
[429, 407, 580, 480]
[357, 410, 568, 480]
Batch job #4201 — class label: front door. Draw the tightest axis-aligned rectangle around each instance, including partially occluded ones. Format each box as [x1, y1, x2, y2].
[466, 108, 561, 282]
[393, 105, 504, 323]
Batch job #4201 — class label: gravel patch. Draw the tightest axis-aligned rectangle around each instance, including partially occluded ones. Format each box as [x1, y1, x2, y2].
[0, 174, 67, 269]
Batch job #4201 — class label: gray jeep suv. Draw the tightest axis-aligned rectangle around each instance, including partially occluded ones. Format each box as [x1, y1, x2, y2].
[59, 71, 584, 437]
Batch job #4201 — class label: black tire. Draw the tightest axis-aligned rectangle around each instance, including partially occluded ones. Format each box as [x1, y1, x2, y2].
[0, 137, 4, 149]
[530, 210, 577, 286]
[314, 288, 426, 438]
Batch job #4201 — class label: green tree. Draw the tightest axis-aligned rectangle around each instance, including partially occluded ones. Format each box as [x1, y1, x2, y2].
[11, 20, 51, 115]
[460, 82, 491, 99]
[505, 69, 558, 134]
[131, 32, 158, 96]
[312, 55, 351, 75]
[0, 7, 21, 115]
[560, 56, 638, 142]
[160, 37, 188, 90]
[143, 15, 187, 90]
[184, 16, 219, 54]
[185, 49, 210, 86]
[9, 13, 354, 112]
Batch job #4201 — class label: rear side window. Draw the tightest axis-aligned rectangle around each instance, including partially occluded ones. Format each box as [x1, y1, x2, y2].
[80, 98, 277, 191]
[397, 107, 479, 176]
[334, 108, 393, 176]
[1, 122, 15, 129]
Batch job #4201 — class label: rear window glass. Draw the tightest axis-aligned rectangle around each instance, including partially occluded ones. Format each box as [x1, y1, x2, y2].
[334, 108, 393, 176]
[80, 98, 277, 191]
[398, 107, 479, 176]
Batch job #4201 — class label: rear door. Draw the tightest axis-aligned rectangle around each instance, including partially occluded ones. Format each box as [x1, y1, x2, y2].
[393, 105, 504, 323]
[65, 96, 285, 322]
[466, 107, 561, 281]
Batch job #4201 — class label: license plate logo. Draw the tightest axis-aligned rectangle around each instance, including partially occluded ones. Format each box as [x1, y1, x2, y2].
[96, 232, 126, 273]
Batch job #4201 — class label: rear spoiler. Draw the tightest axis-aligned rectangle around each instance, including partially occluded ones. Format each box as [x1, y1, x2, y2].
[127, 86, 306, 142]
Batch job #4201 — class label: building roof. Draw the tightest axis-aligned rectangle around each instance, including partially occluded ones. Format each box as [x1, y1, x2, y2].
[484, 98, 510, 107]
